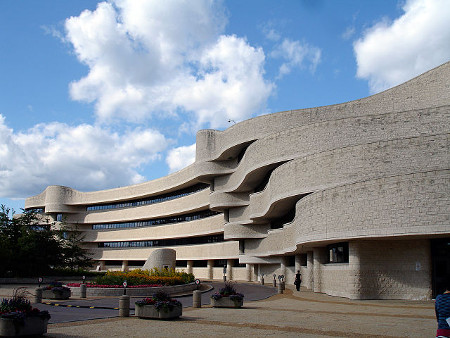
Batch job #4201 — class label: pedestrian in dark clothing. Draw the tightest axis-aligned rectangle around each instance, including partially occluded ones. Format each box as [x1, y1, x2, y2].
[294, 270, 301, 291]
[435, 279, 450, 338]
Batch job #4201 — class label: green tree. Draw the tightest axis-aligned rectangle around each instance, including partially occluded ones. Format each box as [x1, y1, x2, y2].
[57, 222, 93, 271]
[0, 205, 92, 277]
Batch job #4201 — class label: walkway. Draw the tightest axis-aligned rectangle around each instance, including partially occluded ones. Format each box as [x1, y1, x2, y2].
[1, 282, 438, 337]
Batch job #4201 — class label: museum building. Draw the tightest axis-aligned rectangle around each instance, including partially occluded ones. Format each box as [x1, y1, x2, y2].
[25, 62, 450, 300]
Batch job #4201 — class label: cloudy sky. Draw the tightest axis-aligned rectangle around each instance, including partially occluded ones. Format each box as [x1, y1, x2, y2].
[1, 0, 449, 211]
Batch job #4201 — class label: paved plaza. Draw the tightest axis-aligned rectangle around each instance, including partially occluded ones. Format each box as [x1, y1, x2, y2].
[0, 282, 438, 337]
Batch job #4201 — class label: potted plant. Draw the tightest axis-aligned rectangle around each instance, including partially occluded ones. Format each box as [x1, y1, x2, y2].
[0, 289, 51, 336]
[210, 281, 244, 308]
[42, 281, 71, 300]
[135, 290, 182, 319]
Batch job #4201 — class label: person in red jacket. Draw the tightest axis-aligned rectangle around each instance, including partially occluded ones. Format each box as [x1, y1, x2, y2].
[435, 279, 450, 338]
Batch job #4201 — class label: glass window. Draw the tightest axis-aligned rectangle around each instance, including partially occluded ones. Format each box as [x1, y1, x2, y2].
[87, 183, 209, 211]
[327, 242, 349, 263]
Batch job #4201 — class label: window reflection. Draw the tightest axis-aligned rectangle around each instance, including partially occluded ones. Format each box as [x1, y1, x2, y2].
[92, 209, 220, 230]
[98, 234, 224, 248]
[87, 183, 209, 211]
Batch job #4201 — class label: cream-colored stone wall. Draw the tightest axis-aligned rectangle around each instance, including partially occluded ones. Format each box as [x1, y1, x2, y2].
[24, 62, 450, 300]
[196, 62, 449, 163]
[89, 241, 239, 261]
[351, 239, 432, 300]
[244, 170, 449, 257]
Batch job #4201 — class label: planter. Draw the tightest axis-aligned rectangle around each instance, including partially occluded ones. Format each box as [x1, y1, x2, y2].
[211, 296, 243, 308]
[0, 316, 49, 336]
[42, 288, 71, 300]
[135, 304, 182, 319]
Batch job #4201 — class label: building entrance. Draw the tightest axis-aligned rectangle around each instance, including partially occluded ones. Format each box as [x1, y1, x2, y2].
[431, 238, 450, 298]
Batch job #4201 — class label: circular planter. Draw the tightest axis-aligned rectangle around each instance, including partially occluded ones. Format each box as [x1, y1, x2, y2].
[42, 288, 71, 300]
[135, 304, 182, 319]
[211, 296, 243, 308]
[0, 316, 49, 336]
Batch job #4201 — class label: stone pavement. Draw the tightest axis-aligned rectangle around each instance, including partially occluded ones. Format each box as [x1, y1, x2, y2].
[47, 286, 436, 337]
[1, 283, 438, 337]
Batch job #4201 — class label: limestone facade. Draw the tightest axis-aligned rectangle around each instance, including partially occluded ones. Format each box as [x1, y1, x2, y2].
[25, 62, 450, 300]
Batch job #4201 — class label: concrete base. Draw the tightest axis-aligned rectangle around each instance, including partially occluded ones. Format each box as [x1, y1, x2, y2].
[135, 305, 182, 319]
[42, 289, 71, 300]
[211, 297, 243, 308]
[0, 317, 49, 336]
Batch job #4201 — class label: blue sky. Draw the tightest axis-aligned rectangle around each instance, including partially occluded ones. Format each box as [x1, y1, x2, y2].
[1, 0, 449, 212]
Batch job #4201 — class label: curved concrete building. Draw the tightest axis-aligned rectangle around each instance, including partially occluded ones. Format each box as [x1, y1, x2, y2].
[26, 62, 450, 300]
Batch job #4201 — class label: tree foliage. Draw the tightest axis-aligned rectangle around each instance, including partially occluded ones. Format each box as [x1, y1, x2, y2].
[0, 205, 92, 277]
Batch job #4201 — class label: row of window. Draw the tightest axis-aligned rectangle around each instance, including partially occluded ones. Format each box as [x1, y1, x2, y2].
[25, 208, 45, 213]
[98, 234, 224, 248]
[87, 183, 209, 211]
[92, 210, 220, 230]
[101, 259, 246, 268]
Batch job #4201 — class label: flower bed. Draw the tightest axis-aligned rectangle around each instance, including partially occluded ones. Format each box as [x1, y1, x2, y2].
[211, 281, 244, 308]
[135, 291, 182, 320]
[94, 268, 194, 287]
[0, 290, 50, 336]
[67, 283, 161, 288]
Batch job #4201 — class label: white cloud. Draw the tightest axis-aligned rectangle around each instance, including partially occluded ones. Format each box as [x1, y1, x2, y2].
[64, 0, 273, 128]
[174, 35, 273, 128]
[0, 115, 168, 198]
[342, 26, 355, 40]
[166, 143, 196, 173]
[271, 38, 322, 78]
[354, 0, 450, 93]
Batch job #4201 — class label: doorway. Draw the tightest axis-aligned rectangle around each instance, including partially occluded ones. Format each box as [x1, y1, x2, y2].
[431, 238, 450, 298]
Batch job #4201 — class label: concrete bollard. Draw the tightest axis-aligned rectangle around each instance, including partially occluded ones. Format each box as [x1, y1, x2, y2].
[34, 288, 42, 304]
[277, 283, 283, 294]
[193, 290, 202, 308]
[119, 295, 130, 317]
[80, 284, 87, 298]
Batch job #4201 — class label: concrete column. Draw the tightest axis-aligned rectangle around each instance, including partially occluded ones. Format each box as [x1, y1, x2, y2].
[277, 282, 283, 294]
[245, 264, 252, 282]
[306, 251, 314, 290]
[348, 242, 362, 300]
[226, 259, 233, 281]
[295, 255, 301, 272]
[119, 295, 130, 317]
[193, 290, 202, 308]
[313, 247, 326, 293]
[280, 256, 287, 277]
[121, 260, 129, 272]
[80, 284, 87, 298]
[187, 260, 193, 275]
[34, 288, 42, 304]
[207, 260, 214, 280]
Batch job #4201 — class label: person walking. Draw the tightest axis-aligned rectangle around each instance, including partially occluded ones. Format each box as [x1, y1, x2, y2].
[294, 270, 301, 291]
[435, 279, 450, 338]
